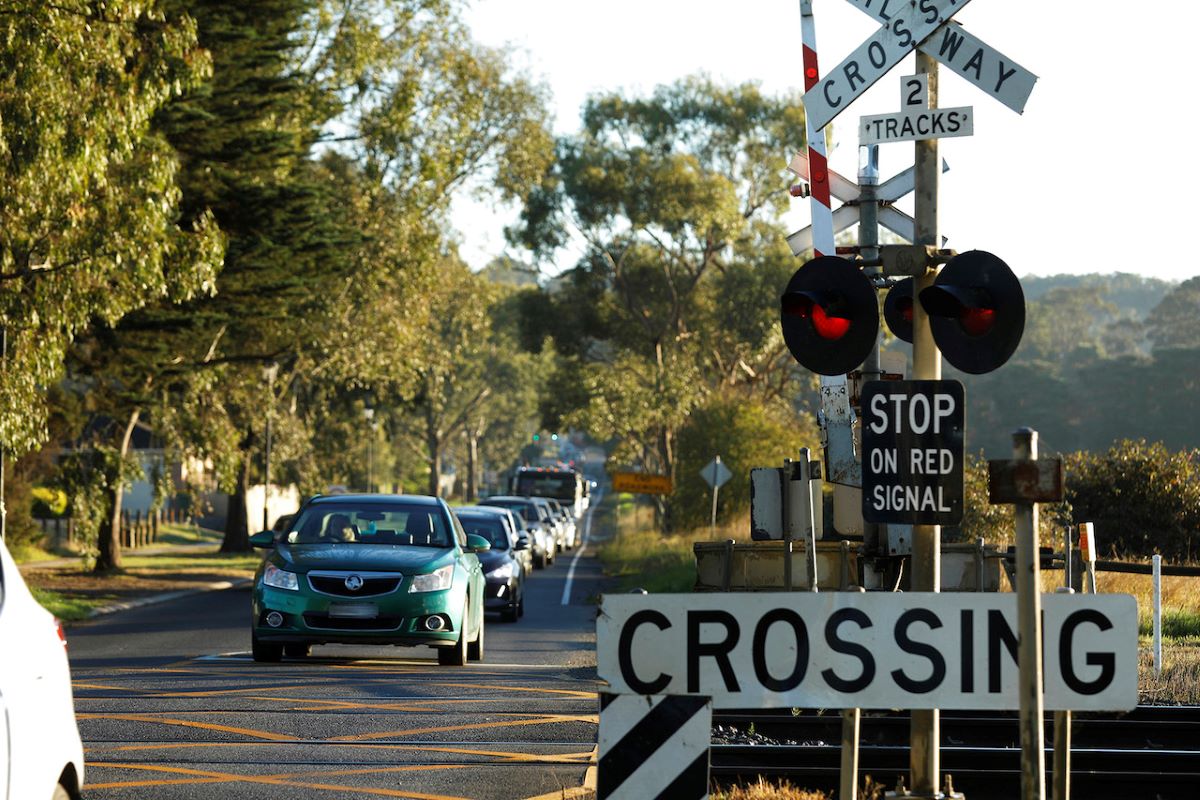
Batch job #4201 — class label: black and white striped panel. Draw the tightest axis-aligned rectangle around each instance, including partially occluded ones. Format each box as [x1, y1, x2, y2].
[598, 692, 711, 800]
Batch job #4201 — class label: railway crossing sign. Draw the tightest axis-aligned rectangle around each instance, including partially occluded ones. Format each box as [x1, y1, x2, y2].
[803, 0, 975, 131]
[861, 73, 974, 145]
[597, 591, 1139, 712]
[785, 151, 949, 255]
[598, 692, 711, 799]
[861, 380, 964, 525]
[848, 2, 1037, 114]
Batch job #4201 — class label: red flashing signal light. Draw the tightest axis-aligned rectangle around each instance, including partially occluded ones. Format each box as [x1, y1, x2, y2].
[780, 256, 879, 375]
[959, 306, 995, 337]
[918, 250, 1024, 374]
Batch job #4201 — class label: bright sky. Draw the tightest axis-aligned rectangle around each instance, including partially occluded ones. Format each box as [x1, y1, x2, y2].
[459, 0, 1198, 284]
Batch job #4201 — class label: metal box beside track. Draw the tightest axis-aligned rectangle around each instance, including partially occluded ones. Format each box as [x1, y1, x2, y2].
[693, 539, 1000, 592]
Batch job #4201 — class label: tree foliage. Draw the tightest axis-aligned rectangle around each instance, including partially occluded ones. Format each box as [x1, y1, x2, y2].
[0, 1, 222, 455]
[1064, 440, 1200, 561]
[513, 78, 813, 528]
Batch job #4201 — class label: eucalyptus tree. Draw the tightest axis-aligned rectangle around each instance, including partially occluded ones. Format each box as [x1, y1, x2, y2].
[0, 1, 222, 460]
[513, 78, 809, 528]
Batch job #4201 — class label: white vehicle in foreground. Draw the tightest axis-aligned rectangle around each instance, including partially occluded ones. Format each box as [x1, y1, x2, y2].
[0, 539, 85, 799]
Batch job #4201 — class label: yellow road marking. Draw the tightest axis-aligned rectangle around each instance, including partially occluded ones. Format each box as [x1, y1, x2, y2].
[329, 713, 598, 742]
[76, 713, 295, 742]
[436, 682, 597, 699]
[84, 762, 470, 799]
[87, 741, 597, 763]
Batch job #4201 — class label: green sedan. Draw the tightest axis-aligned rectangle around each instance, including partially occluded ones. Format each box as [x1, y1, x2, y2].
[249, 494, 488, 665]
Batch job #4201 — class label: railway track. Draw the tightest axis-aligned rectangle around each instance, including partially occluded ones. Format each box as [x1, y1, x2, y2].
[710, 706, 1200, 799]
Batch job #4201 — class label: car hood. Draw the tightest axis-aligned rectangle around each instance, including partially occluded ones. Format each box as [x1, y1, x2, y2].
[275, 544, 455, 574]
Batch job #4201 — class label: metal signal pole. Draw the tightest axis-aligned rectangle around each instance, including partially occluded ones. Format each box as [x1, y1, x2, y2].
[909, 51, 943, 800]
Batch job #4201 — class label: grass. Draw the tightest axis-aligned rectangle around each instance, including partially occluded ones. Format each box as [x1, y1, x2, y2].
[30, 587, 124, 621]
[154, 521, 224, 545]
[710, 776, 887, 800]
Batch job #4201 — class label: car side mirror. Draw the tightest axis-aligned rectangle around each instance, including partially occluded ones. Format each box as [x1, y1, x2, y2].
[514, 535, 529, 551]
[466, 533, 492, 553]
[249, 530, 276, 549]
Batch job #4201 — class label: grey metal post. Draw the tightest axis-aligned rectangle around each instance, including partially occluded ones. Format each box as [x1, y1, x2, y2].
[909, 52, 942, 799]
[1053, 527, 1072, 800]
[1013, 428, 1046, 800]
[783, 459, 794, 592]
[838, 142, 881, 800]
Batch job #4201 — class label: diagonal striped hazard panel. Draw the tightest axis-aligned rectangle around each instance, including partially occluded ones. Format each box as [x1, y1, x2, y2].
[598, 692, 711, 800]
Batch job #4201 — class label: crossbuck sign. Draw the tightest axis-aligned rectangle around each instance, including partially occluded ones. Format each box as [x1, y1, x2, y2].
[803, 0, 1038, 132]
[598, 592, 1138, 712]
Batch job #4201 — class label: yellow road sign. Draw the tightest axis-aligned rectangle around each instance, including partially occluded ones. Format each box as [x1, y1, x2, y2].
[610, 471, 673, 495]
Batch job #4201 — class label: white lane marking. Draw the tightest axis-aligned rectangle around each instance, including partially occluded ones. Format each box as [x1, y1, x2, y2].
[560, 490, 602, 606]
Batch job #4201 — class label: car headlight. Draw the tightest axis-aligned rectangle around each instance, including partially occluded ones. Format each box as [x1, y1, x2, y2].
[409, 564, 454, 593]
[486, 562, 515, 580]
[262, 563, 299, 591]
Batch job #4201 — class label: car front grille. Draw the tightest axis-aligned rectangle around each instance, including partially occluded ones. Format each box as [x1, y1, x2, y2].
[307, 573, 403, 597]
[302, 613, 404, 631]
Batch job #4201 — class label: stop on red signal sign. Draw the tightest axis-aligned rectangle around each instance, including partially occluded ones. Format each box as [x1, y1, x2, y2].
[862, 380, 964, 526]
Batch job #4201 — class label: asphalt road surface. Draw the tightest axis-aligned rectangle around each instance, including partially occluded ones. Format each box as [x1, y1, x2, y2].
[66, 502, 612, 800]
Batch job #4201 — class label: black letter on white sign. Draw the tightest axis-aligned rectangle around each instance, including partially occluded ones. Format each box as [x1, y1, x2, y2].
[752, 609, 809, 692]
[687, 610, 741, 693]
[1060, 609, 1116, 695]
[822, 608, 876, 692]
[892, 608, 946, 693]
[619, 610, 672, 694]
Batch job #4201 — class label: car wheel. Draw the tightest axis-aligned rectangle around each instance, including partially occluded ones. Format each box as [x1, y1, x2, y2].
[438, 607, 468, 666]
[535, 553, 546, 569]
[284, 643, 311, 658]
[518, 594, 525, 618]
[468, 614, 485, 661]
[501, 601, 519, 623]
[252, 632, 283, 663]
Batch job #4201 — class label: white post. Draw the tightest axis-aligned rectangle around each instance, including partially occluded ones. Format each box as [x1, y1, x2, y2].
[1153, 554, 1163, 675]
[709, 455, 721, 537]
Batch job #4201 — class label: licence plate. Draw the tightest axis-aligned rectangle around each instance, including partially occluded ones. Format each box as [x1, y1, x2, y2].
[327, 603, 378, 619]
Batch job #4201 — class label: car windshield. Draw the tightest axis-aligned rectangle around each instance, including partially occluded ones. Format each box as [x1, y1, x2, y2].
[457, 516, 509, 550]
[286, 503, 452, 547]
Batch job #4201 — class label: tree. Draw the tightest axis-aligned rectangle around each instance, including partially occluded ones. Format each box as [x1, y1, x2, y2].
[1065, 441, 1200, 561]
[0, 1, 221, 457]
[673, 393, 818, 531]
[1146, 276, 1200, 352]
[512, 78, 812, 528]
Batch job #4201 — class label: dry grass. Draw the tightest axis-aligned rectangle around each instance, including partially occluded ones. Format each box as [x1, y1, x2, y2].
[711, 776, 887, 800]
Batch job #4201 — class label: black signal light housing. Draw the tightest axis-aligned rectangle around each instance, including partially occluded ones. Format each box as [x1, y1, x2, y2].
[883, 277, 915, 344]
[919, 250, 1025, 374]
[780, 256, 879, 376]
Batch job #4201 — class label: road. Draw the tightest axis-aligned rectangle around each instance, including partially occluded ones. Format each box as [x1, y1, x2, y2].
[66, 505, 611, 800]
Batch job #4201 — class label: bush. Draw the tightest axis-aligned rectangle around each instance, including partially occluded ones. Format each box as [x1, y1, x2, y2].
[672, 394, 818, 532]
[1064, 440, 1200, 561]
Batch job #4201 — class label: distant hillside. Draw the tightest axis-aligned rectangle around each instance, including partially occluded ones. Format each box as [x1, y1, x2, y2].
[1020, 273, 1177, 318]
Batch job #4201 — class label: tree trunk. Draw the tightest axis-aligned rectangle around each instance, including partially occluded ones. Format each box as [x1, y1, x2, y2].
[466, 430, 479, 502]
[427, 436, 442, 498]
[94, 409, 141, 573]
[221, 451, 252, 552]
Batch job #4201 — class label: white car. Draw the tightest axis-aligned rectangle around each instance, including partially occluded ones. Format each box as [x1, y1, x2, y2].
[0, 539, 85, 799]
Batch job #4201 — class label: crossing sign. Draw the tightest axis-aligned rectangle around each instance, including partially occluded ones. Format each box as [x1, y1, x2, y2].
[803, 0, 975, 131]
[785, 151, 949, 254]
[861, 74, 974, 145]
[848, 4, 1038, 114]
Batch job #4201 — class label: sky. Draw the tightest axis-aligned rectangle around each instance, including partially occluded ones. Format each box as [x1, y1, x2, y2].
[458, 0, 1198, 284]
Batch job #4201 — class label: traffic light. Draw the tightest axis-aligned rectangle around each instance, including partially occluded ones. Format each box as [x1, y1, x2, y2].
[780, 256, 879, 376]
[919, 250, 1024, 374]
[883, 277, 914, 343]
